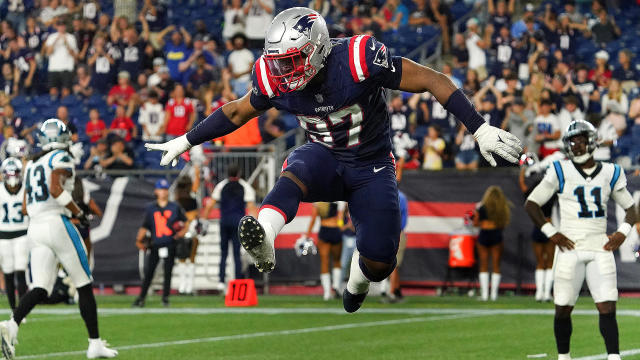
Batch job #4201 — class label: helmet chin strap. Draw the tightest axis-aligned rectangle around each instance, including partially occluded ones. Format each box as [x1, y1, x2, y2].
[572, 153, 591, 164]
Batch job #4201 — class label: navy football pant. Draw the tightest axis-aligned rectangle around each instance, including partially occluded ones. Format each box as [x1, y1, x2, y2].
[275, 143, 400, 263]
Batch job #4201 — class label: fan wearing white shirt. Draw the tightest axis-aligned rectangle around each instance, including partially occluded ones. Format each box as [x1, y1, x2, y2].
[43, 19, 77, 97]
[139, 91, 166, 142]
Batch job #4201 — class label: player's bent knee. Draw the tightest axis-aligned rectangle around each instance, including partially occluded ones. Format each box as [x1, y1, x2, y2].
[554, 305, 573, 319]
[359, 256, 397, 282]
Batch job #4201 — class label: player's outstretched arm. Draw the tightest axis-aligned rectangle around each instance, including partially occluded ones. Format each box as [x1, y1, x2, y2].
[145, 92, 266, 166]
[398, 58, 522, 166]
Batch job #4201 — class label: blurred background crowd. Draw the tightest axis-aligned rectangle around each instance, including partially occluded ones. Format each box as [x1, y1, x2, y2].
[0, 0, 638, 174]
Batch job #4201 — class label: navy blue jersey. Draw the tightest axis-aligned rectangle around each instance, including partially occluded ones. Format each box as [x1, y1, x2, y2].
[250, 35, 403, 166]
[142, 201, 186, 247]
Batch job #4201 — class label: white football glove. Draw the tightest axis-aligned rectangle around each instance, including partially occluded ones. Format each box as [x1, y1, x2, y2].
[473, 123, 523, 167]
[144, 134, 192, 167]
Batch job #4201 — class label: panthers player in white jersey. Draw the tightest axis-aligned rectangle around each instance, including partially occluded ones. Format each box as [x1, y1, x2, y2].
[525, 120, 637, 360]
[0, 120, 117, 360]
[0, 158, 29, 313]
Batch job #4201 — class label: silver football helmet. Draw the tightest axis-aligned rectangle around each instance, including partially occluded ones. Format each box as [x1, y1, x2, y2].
[562, 119, 597, 164]
[5, 138, 29, 159]
[38, 118, 71, 151]
[264, 7, 331, 92]
[1, 157, 22, 188]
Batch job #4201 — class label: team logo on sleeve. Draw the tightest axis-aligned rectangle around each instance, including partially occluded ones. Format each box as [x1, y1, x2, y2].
[373, 45, 389, 68]
[292, 14, 318, 37]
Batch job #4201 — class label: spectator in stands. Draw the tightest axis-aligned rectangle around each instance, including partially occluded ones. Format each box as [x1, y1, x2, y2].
[100, 136, 134, 170]
[557, 95, 584, 132]
[109, 104, 137, 142]
[151, 66, 173, 104]
[422, 124, 445, 170]
[43, 19, 77, 98]
[490, 26, 516, 76]
[178, 34, 216, 82]
[376, 0, 409, 31]
[589, 50, 612, 90]
[463, 68, 480, 95]
[6, 0, 26, 34]
[562, 0, 585, 27]
[56, 105, 79, 142]
[116, 18, 150, 80]
[556, 14, 577, 62]
[157, 25, 191, 81]
[243, 0, 274, 49]
[71, 17, 94, 62]
[497, 72, 522, 107]
[465, 18, 488, 81]
[85, 108, 106, 143]
[187, 55, 216, 94]
[0, 63, 16, 97]
[139, 90, 165, 142]
[202, 164, 256, 291]
[107, 71, 136, 116]
[629, 96, 640, 126]
[8, 37, 36, 95]
[141, 0, 167, 49]
[87, 35, 116, 94]
[424, 0, 452, 53]
[147, 57, 165, 88]
[223, 0, 246, 47]
[473, 77, 504, 128]
[613, 49, 638, 93]
[589, 8, 620, 46]
[204, 37, 226, 69]
[389, 92, 410, 134]
[591, 113, 617, 162]
[451, 33, 468, 69]
[22, 16, 46, 54]
[84, 138, 108, 170]
[227, 33, 254, 97]
[503, 97, 535, 153]
[72, 64, 93, 97]
[574, 63, 599, 112]
[454, 125, 478, 170]
[40, 0, 68, 27]
[601, 82, 628, 138]
[511, 4, 538, 39]
[164, 84, 195, 139]
[534, 99, 562, 158]
[474, 185, 511, 301]
[488, 0, 514, 33]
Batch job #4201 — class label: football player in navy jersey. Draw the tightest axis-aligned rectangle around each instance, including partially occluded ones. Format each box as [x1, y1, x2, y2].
[146, 7, 522, 312]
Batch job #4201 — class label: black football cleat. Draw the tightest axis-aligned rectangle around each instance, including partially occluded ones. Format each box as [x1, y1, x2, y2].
[238, 216, 275, 273]
[343, 289, 368, 313]
[132, 298, 145, 308]
[162, 297, 170, 307]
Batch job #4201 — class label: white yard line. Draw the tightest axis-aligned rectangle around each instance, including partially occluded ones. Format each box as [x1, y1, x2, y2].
[574, 348, 640, 360]
[15, 312, 484, 359]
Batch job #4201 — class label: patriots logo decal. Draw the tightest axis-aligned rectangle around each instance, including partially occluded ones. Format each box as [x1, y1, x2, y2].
[373, 45, 389, 68]
[292, 13, 318, 37]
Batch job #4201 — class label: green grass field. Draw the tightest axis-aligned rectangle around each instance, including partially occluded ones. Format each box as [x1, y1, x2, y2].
[7, 294, 640, 359]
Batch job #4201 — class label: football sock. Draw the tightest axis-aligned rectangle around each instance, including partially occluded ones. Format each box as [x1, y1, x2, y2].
[177, 262, 186, 293]
[4, 273, 15, 310]
[78, 284, 99, 339]
[535, 269, 544, 299]
[260, 176, 303, 224]
[320, 273, 331, 298]
[490, 273, 501, 301]
[332, 267, 341, 291]
[346, 250, 370, 295]
[479, 272, 489, 301]
[13, 287, 47, 325]
[554, 315, 572, 355]
[599, 312, 619, 355]
[557, 354, 571, 360]
[186, 262, 195, 294]
[15, 271, 27, 300]
[544, 269, 554, 299]
[257, 208, 286, 247]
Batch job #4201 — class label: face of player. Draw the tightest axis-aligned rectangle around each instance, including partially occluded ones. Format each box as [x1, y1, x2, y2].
[569, 134, 588, 157]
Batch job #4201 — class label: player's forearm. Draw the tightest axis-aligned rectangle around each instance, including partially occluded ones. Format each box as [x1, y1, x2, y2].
[624, 206, 638, 229]
[525, 200, 548, 229]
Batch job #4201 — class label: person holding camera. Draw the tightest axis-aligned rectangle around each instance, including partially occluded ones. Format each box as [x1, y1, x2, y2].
[133, 179, 188, 307]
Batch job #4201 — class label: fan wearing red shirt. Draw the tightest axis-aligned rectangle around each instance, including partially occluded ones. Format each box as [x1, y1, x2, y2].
[86, 108, 106, 143]
[107, 71, 137, 115]
[110, 105, 138, 141]
[164, 84, 196, 138]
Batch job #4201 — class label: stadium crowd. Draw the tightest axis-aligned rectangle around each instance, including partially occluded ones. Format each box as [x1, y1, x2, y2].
[0, 0, 638, 174]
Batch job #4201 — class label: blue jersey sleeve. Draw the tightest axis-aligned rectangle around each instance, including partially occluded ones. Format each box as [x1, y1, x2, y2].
[249, 56, 276, 111]
[347, 35, 403, 90]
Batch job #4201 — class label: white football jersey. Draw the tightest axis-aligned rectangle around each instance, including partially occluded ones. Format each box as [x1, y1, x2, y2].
[0, 183, 28, 232]
[24, 150, 75, 219]
[533, 159, 633, 251]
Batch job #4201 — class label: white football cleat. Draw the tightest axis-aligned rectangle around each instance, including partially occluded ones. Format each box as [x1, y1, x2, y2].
[87, 338, 118, 359]
[0, 320, 18, 360]
[237, 216, 275, 273]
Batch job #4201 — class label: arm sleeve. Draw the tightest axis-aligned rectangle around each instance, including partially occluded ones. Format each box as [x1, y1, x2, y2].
[611, 187, 635, 210]
[49, 151, 75, 171]
[211, 179, 227, 201]
[348, 35, 403, 89]
[239, 179, 256, 202]
[527, 166, 560, 205]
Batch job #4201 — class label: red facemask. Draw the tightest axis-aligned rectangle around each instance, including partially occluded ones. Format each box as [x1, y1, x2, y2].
[264, 43, 316, 93]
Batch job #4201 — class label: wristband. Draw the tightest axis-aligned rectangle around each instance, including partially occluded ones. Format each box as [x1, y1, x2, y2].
[540, 222, 558, 238]
[186, 108, 239, 146]
[616, 222, 632, 237]
[443, 89, 485, 133]
[55, 190, 73, 207]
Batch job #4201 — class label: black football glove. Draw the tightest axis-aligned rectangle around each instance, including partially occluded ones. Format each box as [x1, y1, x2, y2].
[77, 211, 91, 228]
